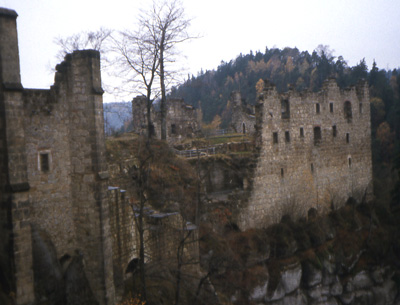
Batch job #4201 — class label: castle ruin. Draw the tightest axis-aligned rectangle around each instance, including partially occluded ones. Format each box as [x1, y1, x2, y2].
[239, 79, 373, 229]
[0, 8, 200, 305]
[131, 95, 201, 143]
[0, 6, 374, 305]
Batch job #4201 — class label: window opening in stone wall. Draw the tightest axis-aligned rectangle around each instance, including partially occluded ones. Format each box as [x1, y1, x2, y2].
[281, 99, 290, 119]
[330, 102, 333, 113]
[300, 127, 304, 138]
[344, 101, 352, 122]
[242, 122, 246, 134]
[281, 168, 284, 178]
[285, 131, 290, 143]
[311, 163, 314, 173]
[332, 125, 337, 137]
[149, 124, 155, 137]
[39, 152, 50, 173]
[273, 132, 278, 144]
[359, 103, 363, 114]
[346, 133, 350, 143]
[171, 124, 176, 135]
[348, 157, 352, 168]
[316, 103, 320, 114]
[314, 126, 322, 145]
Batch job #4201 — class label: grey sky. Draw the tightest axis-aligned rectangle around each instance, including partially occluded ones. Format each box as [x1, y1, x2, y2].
[1, 0, 400, 102]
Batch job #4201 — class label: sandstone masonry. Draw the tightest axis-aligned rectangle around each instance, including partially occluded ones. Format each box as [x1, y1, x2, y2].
[132, 96, 201, 143]
[0, 8, 115, 305]
[239, 79, 373, 229]
[230, 91, 256, 135]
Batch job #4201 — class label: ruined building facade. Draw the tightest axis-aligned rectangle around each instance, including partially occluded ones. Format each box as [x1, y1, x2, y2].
[132, 96, 201, 142]
[0, 8, 115, 305]
[239, 79, 373, 229]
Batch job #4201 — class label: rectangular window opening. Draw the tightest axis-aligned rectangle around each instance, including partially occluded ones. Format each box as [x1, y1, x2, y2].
[273, 132, 278, 144]
[359, 103, 363, 114]
[348, 157, 352, 168]
[332, 125, 337, 137]
[40, 152, 50, 173]
[311, 163, 314, 173]
[281, 168, 284, 178]
[346, 133, 350, 143]
[300, 127, 304, 138]
[285, 131, 290, 143]
[329, 102, 333, 113]
[316, 103, 320, 114]
[314, 126, 322, 145]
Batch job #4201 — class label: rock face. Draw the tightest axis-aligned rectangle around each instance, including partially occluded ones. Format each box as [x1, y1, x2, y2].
[31, 225, 99, 305]
[206, 201, 400, 305]
[241, 260, 398, 305]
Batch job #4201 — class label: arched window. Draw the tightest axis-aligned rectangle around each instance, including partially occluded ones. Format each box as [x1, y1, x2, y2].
[344, 101, 352, 122]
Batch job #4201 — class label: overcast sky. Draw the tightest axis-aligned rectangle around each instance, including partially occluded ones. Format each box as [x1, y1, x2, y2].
[1, 0, 400, 102]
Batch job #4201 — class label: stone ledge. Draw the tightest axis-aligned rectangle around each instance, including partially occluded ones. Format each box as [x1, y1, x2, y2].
[2, 82, 24, 91]
[0, 8, 18, 18]
[6, 182, 30, 193]
[92, 87, 104, 95]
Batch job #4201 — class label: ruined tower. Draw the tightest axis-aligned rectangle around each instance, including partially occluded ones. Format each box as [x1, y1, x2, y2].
[0, 8, 115, 304]
[0, 8, 34, 305]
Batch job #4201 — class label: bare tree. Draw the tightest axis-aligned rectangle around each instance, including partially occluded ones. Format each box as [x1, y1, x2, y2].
[54, 28, 112, 62]
[109, 27, 160, 139]
[139, 0, 196, 140]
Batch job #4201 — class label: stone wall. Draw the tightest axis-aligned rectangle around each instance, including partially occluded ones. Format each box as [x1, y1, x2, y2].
[239, 79, 373, 229]
[23, 89, 76, 257]
[132, 96, 201, 143]
[0, 8, 116, 304]
[107, 187, 136, 291]
[0, 8, 34, 305]
[230, 91, 256, 135]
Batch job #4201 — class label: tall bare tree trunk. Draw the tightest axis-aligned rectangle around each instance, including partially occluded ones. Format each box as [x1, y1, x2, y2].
[159, 31, 167, 140]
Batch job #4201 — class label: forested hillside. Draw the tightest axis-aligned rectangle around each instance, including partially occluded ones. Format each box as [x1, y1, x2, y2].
[170, 46, 399, 128]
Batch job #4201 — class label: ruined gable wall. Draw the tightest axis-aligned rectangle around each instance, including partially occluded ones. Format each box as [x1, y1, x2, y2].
[231, 105, 255, 135]
[231, 91, 256, 135]
[239, 79, 372, 229]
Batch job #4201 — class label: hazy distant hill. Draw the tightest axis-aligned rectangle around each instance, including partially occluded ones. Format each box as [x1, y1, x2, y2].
[103, 102, 132, 135]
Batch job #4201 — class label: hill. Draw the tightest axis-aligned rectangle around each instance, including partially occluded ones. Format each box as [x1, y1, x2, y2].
[103, 102, 132, 135]
[169, 46, 399, 130]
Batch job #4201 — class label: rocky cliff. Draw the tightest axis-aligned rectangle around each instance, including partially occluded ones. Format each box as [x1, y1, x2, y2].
[200, 199, 400, 305]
